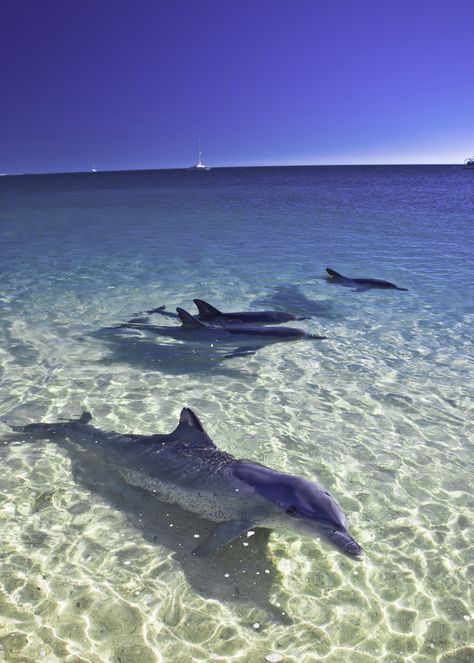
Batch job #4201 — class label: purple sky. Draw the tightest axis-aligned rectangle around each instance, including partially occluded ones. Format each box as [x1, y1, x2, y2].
[1, 0, 473, 172]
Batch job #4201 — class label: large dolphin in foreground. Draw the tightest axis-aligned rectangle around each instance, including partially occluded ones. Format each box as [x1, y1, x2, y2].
[10, 408, 363, 558]
[325, 267, 408, 291]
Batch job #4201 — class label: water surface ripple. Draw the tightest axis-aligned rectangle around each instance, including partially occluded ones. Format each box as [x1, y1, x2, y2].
[0, 166, 473, 662]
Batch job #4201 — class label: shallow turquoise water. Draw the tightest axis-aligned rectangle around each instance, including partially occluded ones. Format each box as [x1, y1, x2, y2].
[0, 166, 473, 662]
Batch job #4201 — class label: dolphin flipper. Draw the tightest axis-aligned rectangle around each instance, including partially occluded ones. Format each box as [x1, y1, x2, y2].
[224, 346, 261, 358]
[193, 520, 254, 555]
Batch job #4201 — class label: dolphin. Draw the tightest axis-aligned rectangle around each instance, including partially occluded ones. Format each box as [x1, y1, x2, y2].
[106, 308, 326, 347]
[8, 408, 363, 558]
[192, 299, 306, 325]
[325, 267, 408, 291]
[134, 300, 306, 325]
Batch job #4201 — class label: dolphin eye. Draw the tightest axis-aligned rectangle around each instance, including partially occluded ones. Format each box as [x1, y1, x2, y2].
[285, 505, 299, 517]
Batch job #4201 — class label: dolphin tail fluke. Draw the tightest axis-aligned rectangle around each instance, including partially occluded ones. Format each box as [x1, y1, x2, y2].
[193, 299, 222, 320]
[325, 267, 344, 278]
[146, 306, 180, 319]
[144, 305, 167, 315]
[130, 305, 179, 320]
[176, 308, 207, 328]
[193, 520, 254, 555]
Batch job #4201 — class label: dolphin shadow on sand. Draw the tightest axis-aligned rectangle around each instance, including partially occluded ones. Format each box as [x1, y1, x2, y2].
[87, 328, 252, 379]
[69, 448, 284, 622]
[251, 285, 338, 319]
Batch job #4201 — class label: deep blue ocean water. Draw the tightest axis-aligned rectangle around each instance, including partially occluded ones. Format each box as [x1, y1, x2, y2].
[0, 166, 473, 662]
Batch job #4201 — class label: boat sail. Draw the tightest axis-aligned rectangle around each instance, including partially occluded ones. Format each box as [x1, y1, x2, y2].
[190, 139, 211, 171]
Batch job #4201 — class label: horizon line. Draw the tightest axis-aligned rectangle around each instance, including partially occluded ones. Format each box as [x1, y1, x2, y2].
[0, 162, 466, 177]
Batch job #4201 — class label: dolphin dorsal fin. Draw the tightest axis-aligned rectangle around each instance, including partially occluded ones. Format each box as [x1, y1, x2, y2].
[78, 411, 93, 424]
[326, 268, 343, 278]
[178, 407, 205, 432]
[169, 407, 215, 447]
[176, 307, 207, 327]
[193, 299, 222, 319]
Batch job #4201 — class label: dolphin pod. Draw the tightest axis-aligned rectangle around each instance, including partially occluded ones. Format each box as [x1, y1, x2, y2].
[107, 307, 326, 348]
[10, 408, 363, 558]
[9, 265, 412, 566]
[325, 267, 408, 291]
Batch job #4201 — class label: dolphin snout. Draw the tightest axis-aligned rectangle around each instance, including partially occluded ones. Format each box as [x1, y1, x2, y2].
[329, 529, 364, 558]
[343, 537, 364, 558]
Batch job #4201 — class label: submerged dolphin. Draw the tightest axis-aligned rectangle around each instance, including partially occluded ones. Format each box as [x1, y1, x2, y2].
[10, 408, 363, 558]
[325, 268, 408, 291]
[109, 307, 326, 346]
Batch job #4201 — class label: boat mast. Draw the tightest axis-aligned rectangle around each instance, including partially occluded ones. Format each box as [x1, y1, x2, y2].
[198, 138, 202, 167]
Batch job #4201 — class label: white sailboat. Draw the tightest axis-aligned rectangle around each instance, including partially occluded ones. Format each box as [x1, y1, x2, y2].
[190, 140, 211, 171]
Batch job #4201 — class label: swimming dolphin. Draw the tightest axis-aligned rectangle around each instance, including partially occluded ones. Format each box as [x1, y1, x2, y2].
[134, 300, 306, 325]
[108, 308, 326, 346]
[9, 408, 363, 558]
[325, 268, 408, 291]
[192, 299, 306, 325]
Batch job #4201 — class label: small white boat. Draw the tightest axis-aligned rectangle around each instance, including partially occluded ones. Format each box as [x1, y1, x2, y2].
[463, 156, 474, 169]
[190, 140, 211, 171]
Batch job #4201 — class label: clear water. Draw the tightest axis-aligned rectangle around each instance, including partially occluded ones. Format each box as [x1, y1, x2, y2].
[0, 166, 473, 663]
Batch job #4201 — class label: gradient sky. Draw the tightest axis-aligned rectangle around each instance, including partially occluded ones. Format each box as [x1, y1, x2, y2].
[1, 0, 473, 172]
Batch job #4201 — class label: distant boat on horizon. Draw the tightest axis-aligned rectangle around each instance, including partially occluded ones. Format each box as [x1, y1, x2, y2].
[463, 156, 474, 169]
[91, 164, 97, 173]
[189, 140, 211, 171]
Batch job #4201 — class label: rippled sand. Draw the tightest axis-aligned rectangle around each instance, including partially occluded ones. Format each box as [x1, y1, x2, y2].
[1, 278, 473, 663]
